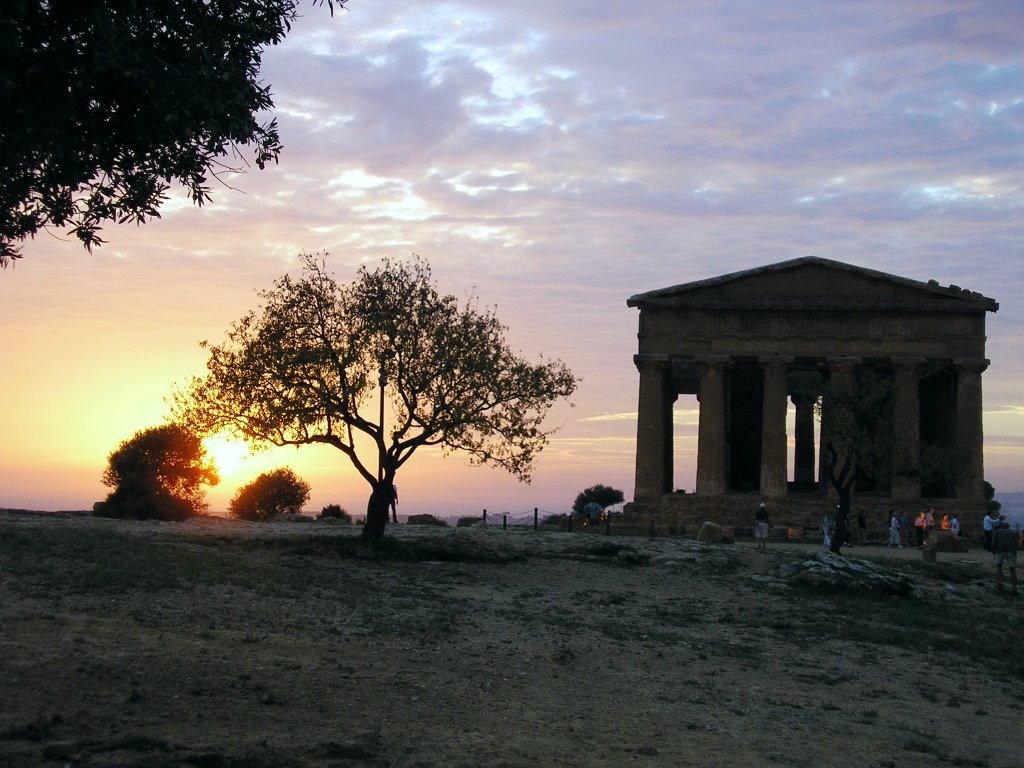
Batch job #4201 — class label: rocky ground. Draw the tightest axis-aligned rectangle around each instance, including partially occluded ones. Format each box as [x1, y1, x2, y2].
[1, 510, 1022, 768]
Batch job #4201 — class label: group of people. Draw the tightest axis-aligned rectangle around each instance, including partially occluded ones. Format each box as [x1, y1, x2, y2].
[754, 502, 863, 553]
[885, 508, 961, 549]
[753, 501, 1018, 596]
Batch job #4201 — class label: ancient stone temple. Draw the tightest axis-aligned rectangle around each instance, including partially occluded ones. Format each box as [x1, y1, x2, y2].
[624, 257, 998, 533]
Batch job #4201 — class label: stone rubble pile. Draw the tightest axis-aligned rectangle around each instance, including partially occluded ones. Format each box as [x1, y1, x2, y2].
[780, 553, 923, 598]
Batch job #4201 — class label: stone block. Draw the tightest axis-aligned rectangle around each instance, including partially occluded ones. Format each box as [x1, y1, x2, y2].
[927, 531, 968, 553]
[696, 520, 734, 544]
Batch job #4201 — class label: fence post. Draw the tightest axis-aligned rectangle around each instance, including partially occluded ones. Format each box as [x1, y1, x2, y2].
[503, 514, 507, 530]
[483, 509, 487, 525]
[534, 507, 539, 530]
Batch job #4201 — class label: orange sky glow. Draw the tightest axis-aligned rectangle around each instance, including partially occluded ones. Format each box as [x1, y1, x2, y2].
[2, 1, 1023, 517]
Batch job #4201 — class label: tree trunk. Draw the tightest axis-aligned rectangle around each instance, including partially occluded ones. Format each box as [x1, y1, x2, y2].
[825, 442, 851, 555]
[362, 482, 391, 539]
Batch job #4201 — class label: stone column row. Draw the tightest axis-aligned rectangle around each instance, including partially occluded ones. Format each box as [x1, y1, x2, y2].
[633, 352, 988, 504]
[693, 353, 792, 499]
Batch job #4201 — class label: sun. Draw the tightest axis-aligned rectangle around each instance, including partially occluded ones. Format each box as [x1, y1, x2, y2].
[202, 434, 251, 477]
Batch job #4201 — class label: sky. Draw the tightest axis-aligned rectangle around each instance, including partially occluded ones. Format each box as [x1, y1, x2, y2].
[3, 0, 1024, 518]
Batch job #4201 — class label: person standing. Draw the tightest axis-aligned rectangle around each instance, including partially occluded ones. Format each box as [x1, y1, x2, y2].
[991, 521, 1019, 596]
[389, 483, 399, 524]
[914, 511, 927, 549]
[983, 508, 1001, 551]
[887, 509, 902, 548]
[822, 508, 835, 550]
[950, 514, 961, 537]
[925, 507, 935, 543]
[583, 501, 603, 528]
[754, 502, 770, 552]
[899, 511, 911, 548]
[857, 510, 867, 545]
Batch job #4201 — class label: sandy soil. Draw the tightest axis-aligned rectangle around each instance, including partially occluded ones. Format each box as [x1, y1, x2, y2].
[0, 511, 1021, 768]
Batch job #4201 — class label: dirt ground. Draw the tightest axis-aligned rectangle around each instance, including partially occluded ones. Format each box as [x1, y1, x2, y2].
[1, 510, 1022, 768]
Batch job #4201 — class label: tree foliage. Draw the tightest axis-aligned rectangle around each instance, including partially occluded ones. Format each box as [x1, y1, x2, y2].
[920, 441, 970, 498]
[228, 467, 310, 521]
[984, 480, 1001, 516]
[0, 0, 344, 266]
[572, 484, 625, 515]
[172, 254, 579, 538]
[95, 423, 218, 520]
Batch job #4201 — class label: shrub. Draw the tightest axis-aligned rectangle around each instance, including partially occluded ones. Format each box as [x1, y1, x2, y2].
[229, 468, 310, 522]
[95, 424, 217, 521]
[406, 513, 449, 527]
[318, 504, 352, 523]
[571, 484, 624, 515]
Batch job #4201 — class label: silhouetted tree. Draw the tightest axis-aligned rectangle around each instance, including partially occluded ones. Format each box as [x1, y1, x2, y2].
[0, 0, 345, 266]
[95, 424, 218, 520]
[919, 442, 970, 498]
[819, 367, 895, 554]
[172, 254, 578, 539]
[984, 481, 1002, 516]
[229, 467, 310, 521]
[571, 484, 625, 515]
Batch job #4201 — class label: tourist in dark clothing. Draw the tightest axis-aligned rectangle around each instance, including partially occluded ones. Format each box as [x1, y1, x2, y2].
[992, 521, 1019, 596]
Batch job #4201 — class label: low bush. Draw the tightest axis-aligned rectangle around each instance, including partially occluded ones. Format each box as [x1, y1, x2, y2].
[318, 504, 352, 523]
[406, 513, 448, 527]
[229, 468, 310, 522]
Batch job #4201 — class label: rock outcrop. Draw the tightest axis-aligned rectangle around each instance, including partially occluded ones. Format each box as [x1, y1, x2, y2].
[780, 553, 922, 597]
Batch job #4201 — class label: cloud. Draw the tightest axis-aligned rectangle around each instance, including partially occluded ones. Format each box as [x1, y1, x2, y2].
[4, 0, 1024, 511]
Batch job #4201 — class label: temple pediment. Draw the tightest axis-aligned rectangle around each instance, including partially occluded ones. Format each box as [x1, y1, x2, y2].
[627, 256, 998, 313]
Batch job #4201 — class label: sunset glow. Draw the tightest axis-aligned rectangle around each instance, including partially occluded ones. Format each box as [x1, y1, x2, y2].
[2, 0, 1023, 516]
[202, 435, 252, 479]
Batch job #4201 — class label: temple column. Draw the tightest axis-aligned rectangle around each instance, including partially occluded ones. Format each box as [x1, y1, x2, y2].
[633, 356, 673, 503]
[791, 394, 817, 484]
[891, 356, 925, 500]
[760, 355, 792, 498]
[695, 355, 729, 495]
[954, 358, 988, 501]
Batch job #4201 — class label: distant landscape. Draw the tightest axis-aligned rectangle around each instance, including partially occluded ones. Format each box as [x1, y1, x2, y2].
[2, 492, 1022, 529]
[993, 490, 1024, 526]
